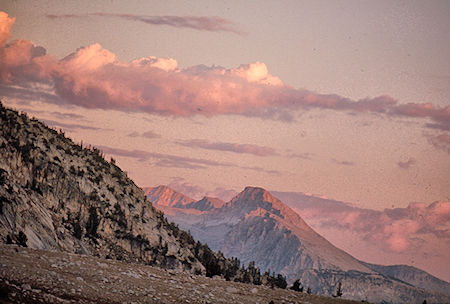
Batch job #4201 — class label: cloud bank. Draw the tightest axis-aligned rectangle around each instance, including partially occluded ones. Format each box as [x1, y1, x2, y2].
[1, 12, 449, 127]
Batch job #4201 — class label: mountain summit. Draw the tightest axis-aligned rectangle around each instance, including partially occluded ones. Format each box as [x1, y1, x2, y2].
[202, 186, 373, 275]
[147, 185, 450, 303]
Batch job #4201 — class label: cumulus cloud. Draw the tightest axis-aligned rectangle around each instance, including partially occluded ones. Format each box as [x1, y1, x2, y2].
[0, 11, 15, 47]
[398, 157, 416, 169]
[1, 12, 450, 127]
[273, 191, 450, 253]
[177, 139, 278, 156]
[47, 13, 243, 35]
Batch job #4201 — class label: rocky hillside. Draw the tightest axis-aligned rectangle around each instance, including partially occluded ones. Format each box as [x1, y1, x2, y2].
[146, 185, 450, 303]
[0, 103, 205, 274]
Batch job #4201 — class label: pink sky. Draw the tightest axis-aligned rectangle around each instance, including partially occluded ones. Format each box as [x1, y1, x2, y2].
[0, 1, 449, 281]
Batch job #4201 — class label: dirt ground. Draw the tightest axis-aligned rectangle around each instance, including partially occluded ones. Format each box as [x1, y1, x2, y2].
[0, 244, 363, 304]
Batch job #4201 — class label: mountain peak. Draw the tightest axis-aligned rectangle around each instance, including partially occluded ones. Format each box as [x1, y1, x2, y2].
[144, 185, 195, 207]
[226, 186, 307, 225]
[239, 186, 278, 203]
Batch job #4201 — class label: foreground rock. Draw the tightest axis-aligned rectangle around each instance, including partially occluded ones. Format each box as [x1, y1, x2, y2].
[0, 244, 360, 304]
[0, 103, 204, 275]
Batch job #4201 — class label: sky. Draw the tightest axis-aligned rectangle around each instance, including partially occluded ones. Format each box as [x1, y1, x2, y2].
[0, 0, 449, 281]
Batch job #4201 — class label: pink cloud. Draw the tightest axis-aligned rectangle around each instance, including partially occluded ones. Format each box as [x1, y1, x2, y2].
[273, 191, 450, 254]
[0, 11, 15, 47]
[47, 13, 243, 35]
[385, 234, 409, 252]
[177, 139, 279, 156]
[1, 12, 450, 128]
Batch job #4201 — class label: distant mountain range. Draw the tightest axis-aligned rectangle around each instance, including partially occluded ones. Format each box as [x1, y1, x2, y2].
[144, 185, 450, 303]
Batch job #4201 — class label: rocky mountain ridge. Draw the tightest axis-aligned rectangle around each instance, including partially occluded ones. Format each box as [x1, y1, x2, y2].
[146, 185, 450, 303]
[0, 103, 205, 274]
[362, 262, 450, 296]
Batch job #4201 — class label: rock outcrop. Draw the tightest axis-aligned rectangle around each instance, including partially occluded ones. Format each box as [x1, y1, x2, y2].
[0, 103, 205, 275]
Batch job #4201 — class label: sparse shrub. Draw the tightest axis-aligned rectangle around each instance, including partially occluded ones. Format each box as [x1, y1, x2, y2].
[332, 282, 342, 297]
[290, 279, 303, 292]
[0, 168, 8, 185]
[112, 203, 127, 228]
[73, 222, 82, 239]
[89, 190, 100, 202]
[17, 231, 28, 247]
[85, 207, 100, 239]
[6, 235, 13, 244]
[274, 274, 287, 289]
